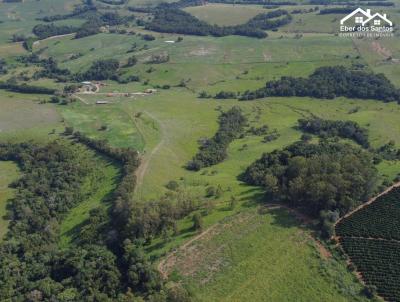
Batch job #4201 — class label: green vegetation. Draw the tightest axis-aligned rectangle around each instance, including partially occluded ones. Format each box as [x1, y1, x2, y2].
[168, 207, 369, 302]
[298, 117, 370, 148]
[0, 0, 400, 300]
[77, 58, 120, 80]
[59, 156, 120, 247]
[340, 237, 400, 302]
[0, 161, 19, 239]
[240, 66, 400, 102]
[32, 23, 78, 39]
[336, 187, 400, 240]
[184, 4, 267, 26]
[146, 7, 292, 38]
[336, 186, 400, 301]
[0, 81, 56, 94]
[242, 140, 378, 237]
[60, 102, 146, 150]
[187, 106, 247, 170]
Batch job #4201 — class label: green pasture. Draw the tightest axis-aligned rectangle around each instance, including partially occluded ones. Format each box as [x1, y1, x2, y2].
[0, 91, 62, 142]
[32, 32, 359, 91]
[116, 93, 400, 201]
[58, 102, 145, 151]
[173, 208, 369, 302]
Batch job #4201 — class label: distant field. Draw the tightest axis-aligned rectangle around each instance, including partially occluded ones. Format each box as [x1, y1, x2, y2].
[184, 4, 267, 26]
[0, 161, 20, 239]
[33, 33, 358, 91]
[0, 0, 81, 43]
[165, 207, 368, 302]
[353, 38, 400, 87]
[0, 92, 62, 141]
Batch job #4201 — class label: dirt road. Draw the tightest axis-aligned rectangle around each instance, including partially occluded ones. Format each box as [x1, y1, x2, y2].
[134, 111, 166, 195]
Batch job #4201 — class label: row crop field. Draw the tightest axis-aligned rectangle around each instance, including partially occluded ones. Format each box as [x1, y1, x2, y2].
[337, 186, 400, 302]
[336, 187, 400, 241]
[339, 237, 400, 302]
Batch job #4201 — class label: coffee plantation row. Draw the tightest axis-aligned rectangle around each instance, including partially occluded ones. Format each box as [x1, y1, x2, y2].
[339, 237, 400, 302]
[337, 186, 400, 301]
[336, 187, 400, 240]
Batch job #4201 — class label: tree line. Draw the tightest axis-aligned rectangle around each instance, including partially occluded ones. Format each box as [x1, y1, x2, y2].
[0, 80, 56, 94]
[146, 8, 292, 39]
[32, 23, 78, 39]
[187, 107, 247, 170]
[240, 66, 400, 103]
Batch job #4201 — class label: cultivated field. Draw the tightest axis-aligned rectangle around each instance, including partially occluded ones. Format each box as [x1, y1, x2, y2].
[336, 186, 400, 301]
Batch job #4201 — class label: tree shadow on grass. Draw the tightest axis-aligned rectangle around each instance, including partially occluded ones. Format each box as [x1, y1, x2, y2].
[268, 208, 301, 229]
[61, 185, 117, 245]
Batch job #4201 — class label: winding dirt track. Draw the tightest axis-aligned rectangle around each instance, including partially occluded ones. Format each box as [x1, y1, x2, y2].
[158, 223, 220, 279]
[134, 111, 166, 195]
[33, 33, 75, 46]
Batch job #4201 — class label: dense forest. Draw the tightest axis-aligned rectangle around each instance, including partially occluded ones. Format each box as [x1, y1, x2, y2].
[240, 66, 400, 103]
[0, 136, 196, 301]
[242, 140, 377, 237]
[187, 107, 247, 170]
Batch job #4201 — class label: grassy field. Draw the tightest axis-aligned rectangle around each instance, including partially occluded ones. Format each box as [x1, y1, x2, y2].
[103, 92, 400, 201]
[167, 207, 369, 302]
[0, 91, 63, 142]
[0, 161, 20, 240]
[60, 101, 148, 150]
[33, 33, 359, 92]
[184, 4, 267, 26]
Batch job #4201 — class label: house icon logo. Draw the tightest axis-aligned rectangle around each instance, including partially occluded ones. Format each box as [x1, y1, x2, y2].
[339, 8, 393, 37]
[340, 8, 372, 25]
